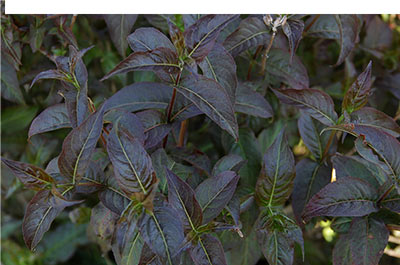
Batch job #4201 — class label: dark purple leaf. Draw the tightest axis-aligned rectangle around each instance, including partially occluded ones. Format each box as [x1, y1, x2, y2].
[184, 14, 239, 62]
[28, 104, 71, 138]
[165, 168, 203, 231]
[195, 171, 239, 224]
[335, 15, 361, 66]
[342, 61, 373, 113]
[273, 88, 338, 126]
[333, 217, 389, 265]
[104, 15, 138, 57]
[108, 111, 146, 145]
[282, 19, 304, 63]
[136, 110, 172, 149]
[178, 75, 238, 140]
[212, 154, 246, 176]
[362, 16, 393, 59]
[235, 82, 273, 119]
[139, 243, 162, 265]
[302, 177, 379, 222]
[127, 27, 175, 52]
[112, 218, 143, 265]
[30, 70, 67, 88]
[266, 48, 309, 89]
[380, 189, 400, 213]
[58, 106, 105, 183]
[29, 24, 45, 53]
[190, 234, 227, 265]
[298, 113, 336, 160]
[22, 190, 82, 250]
[256, 212, 303, 265]
[101, 48, 180, 81]
[1, 158, 54, 190]
[90, 202, 119, 249]
[198, 43, 237, 104]
[138, 206, 185, 265]
[107, 123, 155, 196]
[98, 174, 131, 215]
[182, 15, 202, 29]
[255, 129, 295, 207]
[292, 159, 332, 225]
[169, 147, 212, 176]
[332, 154, 381, 187]
[224, 17, 270, 57]
[305, 15, 339, 39]
[350, 107, 400, 137]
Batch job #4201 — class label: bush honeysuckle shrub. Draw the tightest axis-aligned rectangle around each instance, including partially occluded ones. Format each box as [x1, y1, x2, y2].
[1, 13, 400, 265]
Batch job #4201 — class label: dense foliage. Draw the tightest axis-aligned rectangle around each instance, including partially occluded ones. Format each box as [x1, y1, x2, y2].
[2, 13, 400, 265]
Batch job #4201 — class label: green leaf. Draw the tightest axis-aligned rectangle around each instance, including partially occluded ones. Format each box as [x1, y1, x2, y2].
[195, 171, 239, 224]
[273, 88, 338, 126]
[255, 129, 295, 207]
[212, 154, 246, 176]
[178, 75, 238, 140]
[302, 177, 379, 222]
[104, 15, 138, 57]
[1, 56, 25, 104]
[58, 107, 105, 183]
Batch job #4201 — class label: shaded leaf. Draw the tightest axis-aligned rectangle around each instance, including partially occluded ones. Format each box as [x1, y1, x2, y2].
[58, 107, 105, 183]
[178, 75, 238, 140]
[273, 88, 338, 126]
[305, 15, 339, 39]
[112, 219, 143, 265]
[362, 16, 393, 58]
[22, 190, 81, 250]
[90, 202, 119, 250]
[107, 122, 155, 196]
[224, 17, 270, 57]
[99, 174, 131, 215]
[303, 177, 379, 222]
[335, 15, 361, 66]
[184, 14, 239, 61]
[165, 168, 203, 231]
[298, 113, 336, 160]
[127, 27, 176, 53]
[138, 206, 185, 265]
[212, 154, 246, 176]
[190, 234, 227, 265]
[235, 82, 273, 119]
[342, 61, 373, 113]
[266, 48, 309, 89]
[1, 57, 25, 104]
[1, 158, 54, 190]
[350, 107, 400, 137]
[256, 212, 303, 265]
[101, 48, 180, 81]
[199, 43, 237, 104]
[195, 171, 239, 224]
[255, 129, 295, 207]
[104, 15, 138, 57]
[282, 19, 304, 63]
[28, 103, 71, 139]
[136, 110, 172, 149]
[333, 217, 389, 265]
[292, 159, 332, 225]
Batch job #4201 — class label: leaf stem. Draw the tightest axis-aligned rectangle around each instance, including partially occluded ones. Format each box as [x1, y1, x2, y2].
[247, 45, 263, 80]
[259, 31, 276, 75]
[321, 130, 336, 161]
[177, 120, 188, 147]
[163, 70, 182, 147]
[378, 183, 395, 203]
[303, 15, 320, 34]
